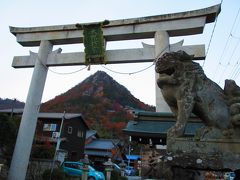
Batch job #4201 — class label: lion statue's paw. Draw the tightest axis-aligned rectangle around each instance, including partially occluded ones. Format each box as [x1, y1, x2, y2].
[167, 123, 186, 138]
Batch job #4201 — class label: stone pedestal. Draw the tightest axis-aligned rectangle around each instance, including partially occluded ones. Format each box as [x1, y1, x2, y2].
[167, 137, 240, 171]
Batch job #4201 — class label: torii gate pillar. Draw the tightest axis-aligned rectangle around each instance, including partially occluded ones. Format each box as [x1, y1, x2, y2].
[8, 41, 53, 180]
[154, 31, 171, 112]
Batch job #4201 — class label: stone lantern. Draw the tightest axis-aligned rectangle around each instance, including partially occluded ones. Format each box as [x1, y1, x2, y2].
[103, 158, 113, 180]
[119, 160, 127, 176]
[81, 154, 90, 180]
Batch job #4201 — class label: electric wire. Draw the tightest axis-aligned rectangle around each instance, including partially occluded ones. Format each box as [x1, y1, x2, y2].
[213, 4, 240, 74]
[214, 6, 240, 83]
[231, 33, 240, 40]
[233, 66, 240, 79]
[217, 34, 240, 83]
[202, 0, 223, 67]
[213, 33, 231, 75]
[232, 64, 240, 79]
[202, 13, 219, 67]
[227, 34, 240, 64]
[230, 49, 240, 82]
[231, 54, 240, 79]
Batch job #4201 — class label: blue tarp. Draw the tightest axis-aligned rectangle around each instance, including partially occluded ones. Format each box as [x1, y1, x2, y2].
[125, 155, 140, 160]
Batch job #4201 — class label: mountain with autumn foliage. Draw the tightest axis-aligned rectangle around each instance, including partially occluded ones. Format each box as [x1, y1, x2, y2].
[41, 71, 155, 138]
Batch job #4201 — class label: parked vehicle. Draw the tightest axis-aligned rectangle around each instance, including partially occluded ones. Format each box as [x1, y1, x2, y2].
[224, 172, 235, 180]
[112, 163, 121, 173]
[61, 161, 105, 180]
[124, 166, 136, 176]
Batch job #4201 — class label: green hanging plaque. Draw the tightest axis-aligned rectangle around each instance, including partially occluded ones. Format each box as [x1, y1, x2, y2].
[76, 20, 109, 65]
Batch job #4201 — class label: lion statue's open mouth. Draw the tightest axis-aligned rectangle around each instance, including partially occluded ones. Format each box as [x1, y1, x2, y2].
[158, 67, 175, 76]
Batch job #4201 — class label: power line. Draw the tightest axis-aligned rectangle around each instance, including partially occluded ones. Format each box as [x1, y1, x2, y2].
[202, 12, 219, 67]
[217, 34, 240, 82]
[226, 34, 240, 65]
[233, 66, 240, 80]
[231, 33, 240, 40]
[231, 55, 240, 79]
[202, 0, 224, 67]
[231, 55, 240, 78]
[214, 6, 240, 83]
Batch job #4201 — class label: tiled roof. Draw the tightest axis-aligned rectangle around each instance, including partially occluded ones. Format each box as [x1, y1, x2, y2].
[86, 130, 97, 139]
[0, 109, 82, 120]
[133, 111, 199, 122]
[123, 111, 203, 138]
[0, 108, 24, 114]
[84, 150, 112, 157]
[123, 120, 203, 137]
[38, 112, 82, 119]
[134, 110, 173, 117]
[85, 139, 119, 150]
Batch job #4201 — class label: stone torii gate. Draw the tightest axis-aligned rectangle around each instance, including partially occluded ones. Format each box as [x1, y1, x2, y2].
[8, 4, 220, 179]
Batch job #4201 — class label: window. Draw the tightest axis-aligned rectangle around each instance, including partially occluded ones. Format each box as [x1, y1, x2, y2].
[68, 126, 73, 134]
[77, 130, 83, 138]
[70, 151, 77, 161]
[64, 162, 79, 169]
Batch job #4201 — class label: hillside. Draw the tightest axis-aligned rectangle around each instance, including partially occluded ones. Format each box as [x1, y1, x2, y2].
[0, 98, 24, 110]
[41, 71, 155, 137]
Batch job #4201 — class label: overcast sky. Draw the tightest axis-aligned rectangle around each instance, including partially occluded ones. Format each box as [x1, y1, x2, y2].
[1, 0, 239, 106]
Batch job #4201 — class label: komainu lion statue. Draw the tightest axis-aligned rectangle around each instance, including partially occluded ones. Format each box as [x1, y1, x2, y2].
[155, 50, 240, 139]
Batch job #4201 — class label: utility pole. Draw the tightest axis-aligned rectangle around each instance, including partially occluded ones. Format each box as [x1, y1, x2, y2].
[128, 136, 131, 167]
[50, 111, 65, 178]
[10, 98, 16, 119]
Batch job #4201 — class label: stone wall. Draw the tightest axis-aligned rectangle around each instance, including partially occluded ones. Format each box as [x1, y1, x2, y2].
[26, 158, 55, 179]
[0, 158, 57, 180]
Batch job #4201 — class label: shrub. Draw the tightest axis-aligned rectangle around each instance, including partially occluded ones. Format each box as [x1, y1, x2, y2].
[118, 176, 128, 180]
[110, 170, 120, 180]
[42, 168, 65, 180]
[31, 144, 55, 159]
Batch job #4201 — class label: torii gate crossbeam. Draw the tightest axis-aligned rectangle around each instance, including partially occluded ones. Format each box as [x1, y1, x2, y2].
[8, 4, 220, 180]
[10, 4, 219, 46]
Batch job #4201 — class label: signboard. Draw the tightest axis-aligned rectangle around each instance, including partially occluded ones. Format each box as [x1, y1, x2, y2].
[56, 150, 67, 164]
[43, 123, 57, 131]
[52, 132, 60, 139]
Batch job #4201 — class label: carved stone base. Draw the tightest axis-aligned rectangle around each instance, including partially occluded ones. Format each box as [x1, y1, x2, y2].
[166, 137, 240, 171]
